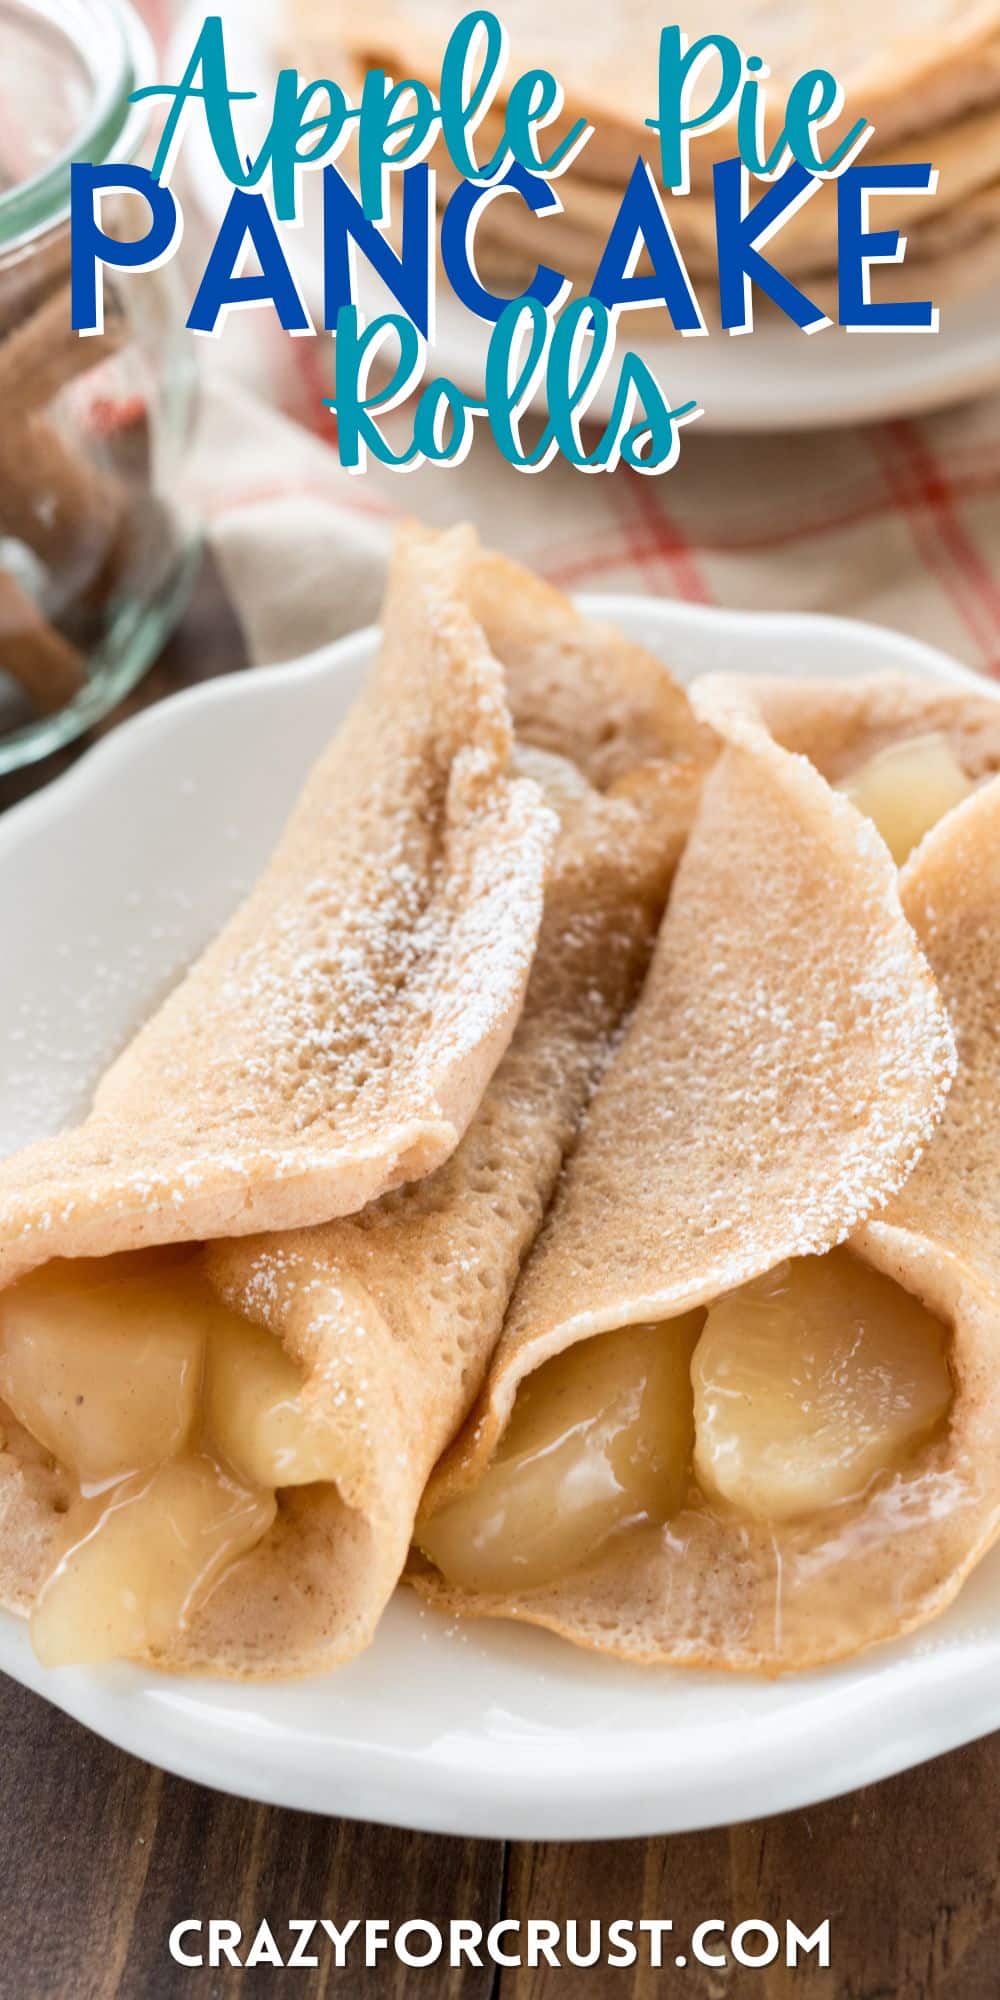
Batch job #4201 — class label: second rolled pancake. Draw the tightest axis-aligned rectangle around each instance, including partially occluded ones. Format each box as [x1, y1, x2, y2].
[694, 668, 1000, 864]
[414, 707, 978, 1670]
[693, 669, 1000, 789]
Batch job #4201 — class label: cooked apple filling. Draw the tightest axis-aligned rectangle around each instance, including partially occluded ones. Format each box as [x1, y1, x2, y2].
[0, 1243, 957, 1648]
[0, 1251, 340, 1667]
[418, 1314, 704, 1595]
[837, 731, 974, 863]
[30, 1456, 275, 1669]
[692, 1252, 952, 1522]
[419, 1249, 953, 1594]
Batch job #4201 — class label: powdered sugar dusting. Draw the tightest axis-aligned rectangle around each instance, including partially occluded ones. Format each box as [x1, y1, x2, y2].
[0, 527, 555, 1282]
[445, 712, 959, 1482]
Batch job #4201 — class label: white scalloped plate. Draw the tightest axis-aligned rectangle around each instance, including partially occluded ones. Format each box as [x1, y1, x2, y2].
[0, 596, 997, 1837]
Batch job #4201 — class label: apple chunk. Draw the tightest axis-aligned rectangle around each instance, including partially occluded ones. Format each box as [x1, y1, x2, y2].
[204, 1309, 343, 1489]
[0, 1253, 206, 1487]
[692, 1250, 952, 1523]
[419, 1312, 704, 1595]
[838, 732, 973, 864]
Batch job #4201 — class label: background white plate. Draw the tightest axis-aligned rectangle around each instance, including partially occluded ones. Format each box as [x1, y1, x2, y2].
[0, 595, 997, 1838]
[170, 0, 1000, 432]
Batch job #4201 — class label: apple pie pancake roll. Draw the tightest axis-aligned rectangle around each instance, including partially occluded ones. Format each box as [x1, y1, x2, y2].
[413, 714, 981, 1672]
[0, 532, 711, 1674]
[693, 668, 1000, 865]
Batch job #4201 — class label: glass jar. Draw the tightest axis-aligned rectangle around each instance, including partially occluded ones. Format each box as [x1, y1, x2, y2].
[0, 0, 199, 773]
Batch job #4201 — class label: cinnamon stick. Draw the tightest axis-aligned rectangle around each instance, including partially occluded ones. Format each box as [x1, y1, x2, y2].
[0, 282, 126, 410]
[0, 411, 126, 590]
[0, 567, 85, 714]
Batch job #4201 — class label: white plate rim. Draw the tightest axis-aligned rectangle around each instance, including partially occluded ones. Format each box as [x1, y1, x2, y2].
[0, 593, 997, 1840]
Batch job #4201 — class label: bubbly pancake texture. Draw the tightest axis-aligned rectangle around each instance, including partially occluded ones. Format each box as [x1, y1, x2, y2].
[421, 705, 955, 1512]
[415, 753, 1000, 1673]
[463, 548, 714, 787]
[183, 751, 695, 1675]
[0, 526, 556, 1285]
[873, 778, 1000, 1298]
[693, 669, 1000, 867]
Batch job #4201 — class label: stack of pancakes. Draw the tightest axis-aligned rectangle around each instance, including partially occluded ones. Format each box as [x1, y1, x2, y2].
[295, 0, 1000, 318]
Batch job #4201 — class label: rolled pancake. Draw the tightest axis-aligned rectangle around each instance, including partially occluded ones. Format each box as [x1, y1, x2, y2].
[0, 544, 711, 1673]
[414, 710, 972, 1670]
[864, 781, 1000, 1299]
[695, 668, 1000, 867]
[692, 669, 1000, 788]
[0, 525, 556, 1286]
[465, 547, 713, 786]
[185, 756, 695, 1674]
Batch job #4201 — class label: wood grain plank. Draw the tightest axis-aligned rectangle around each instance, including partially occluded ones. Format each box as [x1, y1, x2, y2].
[0, 1672, 503, 2000]
[499, 1733, 1000, 1999]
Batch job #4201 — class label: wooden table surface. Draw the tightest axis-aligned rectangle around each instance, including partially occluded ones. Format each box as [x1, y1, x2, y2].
[1, 552, 998, 2000]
